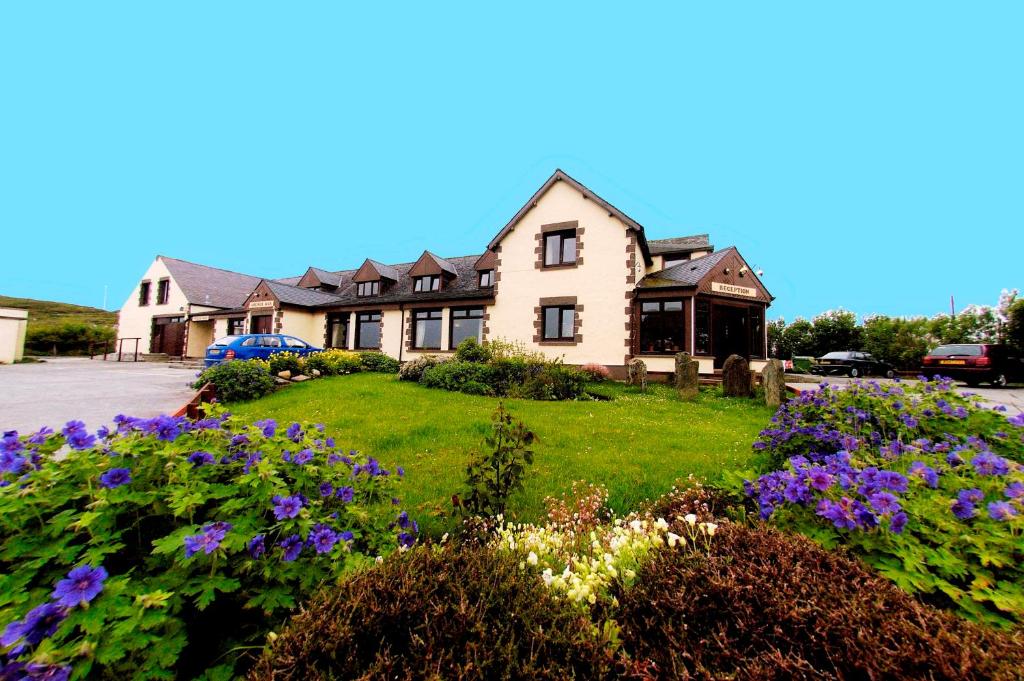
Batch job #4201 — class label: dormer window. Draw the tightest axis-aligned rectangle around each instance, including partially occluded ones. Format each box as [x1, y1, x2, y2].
[663, 254, 691, 268]
[479, 270, 494, 287]
[414, 275, 440, 292]
[357, 281, 379, 297]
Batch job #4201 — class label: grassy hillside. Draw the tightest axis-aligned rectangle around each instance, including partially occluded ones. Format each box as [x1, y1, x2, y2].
[0, 295, 117, 330]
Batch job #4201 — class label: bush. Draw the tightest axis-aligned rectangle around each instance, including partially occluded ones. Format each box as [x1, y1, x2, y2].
[250, 545, 615, 680]
[518, 365, 587, 401]
[615, 523, 1024, 680]
[194, 359, 275, 403]
[24, 322, 116, 357]
[421, 361, 496, 395]
[303, 349, 361, 376]
[458, 404, 535, 517]
[267, 351, 303, 376]
[397, 354, 445, 382]
[454, 337, 492, 363]
[579, 363, 610, 382]
[358, 351, 400, 373]
[0, 409, 415, 679]
[742, 377, 1024, 626]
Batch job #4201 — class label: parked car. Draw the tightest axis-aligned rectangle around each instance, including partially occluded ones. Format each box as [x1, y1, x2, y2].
[921, 343, 1023, 387]
[810, 351, 896, 378]
[203, 334, 322, 367]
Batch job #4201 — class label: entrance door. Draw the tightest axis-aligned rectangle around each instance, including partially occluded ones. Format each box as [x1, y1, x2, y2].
[251, 315, 273, 334]
[712, 304, 749, 369]
[151, 317, 186, 356]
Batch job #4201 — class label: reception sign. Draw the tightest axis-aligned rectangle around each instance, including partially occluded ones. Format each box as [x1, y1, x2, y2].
[711, 281, 757, 298]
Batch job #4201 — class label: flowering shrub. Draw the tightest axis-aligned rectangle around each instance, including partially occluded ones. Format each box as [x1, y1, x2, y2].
[267, 351, 303, 376]
[453, 337, 492, 363]
[192, 359, 275, 402]
[397, 354, 445, 382]
[0, 408, 416, 678]
[579, 363, 611, 382]
[743, 377, 1024, 627]
[302, 348, 361, 376]
[544, 481, 611, 530]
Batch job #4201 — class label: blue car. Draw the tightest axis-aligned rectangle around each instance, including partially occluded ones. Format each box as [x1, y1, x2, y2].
[203, 334, 322, 368]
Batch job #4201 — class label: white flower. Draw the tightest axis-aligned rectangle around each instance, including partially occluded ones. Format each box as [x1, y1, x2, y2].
[666, 532, 681, 548]
[527, 551, 538, 565]
[654, 517, 669, 531]
[684, 513, 697, 525]
[701, 522, 718, 536]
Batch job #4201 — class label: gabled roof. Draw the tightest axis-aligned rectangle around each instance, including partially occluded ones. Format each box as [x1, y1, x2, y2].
[648, 234, 713, 255]
[262, 280, 348, 307]
[637, 248, 733, 288]
[487, 169, 654, 265]
[159, 256, 264, 309]
[297, 267, 342, 289]
[409, 251, 458, 278]
[353, 259, 400, 283]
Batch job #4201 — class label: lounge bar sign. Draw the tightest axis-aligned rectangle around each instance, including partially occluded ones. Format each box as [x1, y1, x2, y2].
[711, 281, 757, 298]
[248, 300, 275, 309]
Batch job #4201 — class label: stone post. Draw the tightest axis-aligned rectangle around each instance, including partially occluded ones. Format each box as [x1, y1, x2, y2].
[627, 358, 648, 391]
[722, 354, 751, 397]
[761, 358, 786, 408]
[674, 352, 699, 401]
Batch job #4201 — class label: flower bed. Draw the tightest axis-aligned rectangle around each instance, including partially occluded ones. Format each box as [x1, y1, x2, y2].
[0, 409, 416, 678]
[742, 377, 1024, 627]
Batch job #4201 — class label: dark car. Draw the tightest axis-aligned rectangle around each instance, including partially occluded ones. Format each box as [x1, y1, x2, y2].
[810, 351, 896, 378]
[921, 343, 1023, 387]
[203, 334, 321, 368]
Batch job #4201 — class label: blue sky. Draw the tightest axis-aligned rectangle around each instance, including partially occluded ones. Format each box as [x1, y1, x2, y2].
[1, 2, 1021, 321]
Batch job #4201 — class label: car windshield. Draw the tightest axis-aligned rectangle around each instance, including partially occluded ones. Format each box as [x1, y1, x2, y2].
[931, 345, 983, 356]
[820, 352, 852, 360]
[212, 336, 240, 346]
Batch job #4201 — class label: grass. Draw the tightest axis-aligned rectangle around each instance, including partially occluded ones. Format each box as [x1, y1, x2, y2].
[0, 295, 117, 330]
[230, 373, 774, 535]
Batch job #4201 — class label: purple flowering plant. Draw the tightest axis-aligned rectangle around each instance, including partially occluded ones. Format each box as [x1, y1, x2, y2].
[0, 405, 416, 678]
[736, 377, 1024, 628]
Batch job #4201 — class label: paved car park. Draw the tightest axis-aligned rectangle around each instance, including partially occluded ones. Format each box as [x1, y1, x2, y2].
[787, 375, 1024, 412]
[0, 358, 197, 435]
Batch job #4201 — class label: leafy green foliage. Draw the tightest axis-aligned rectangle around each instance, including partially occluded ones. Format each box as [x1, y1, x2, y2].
[0, 408, 413, 677]
[421, 361, 496, 395]
[357, 351, 400, 373]
[0, 295, 116, 330]
[24, 322, 116, 357]
[267, 351, 302, 376]
[397, 354, 445, 382]
[302, 349, 361, 376]
[453, 337, 492, 363]
[193, 360, 275, 403]
[1007, 298, 1024, 351]
[459, 404, 535, 517]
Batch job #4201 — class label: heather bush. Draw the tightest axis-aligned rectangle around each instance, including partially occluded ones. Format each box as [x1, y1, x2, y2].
[193, 359, 275, 402]
[579, 363, 611, 382]
[741, 377, 1024, 627]
[0, 409, 416, 678]
[615, 523, 1024, 680]
[357, 351, 400, 373]
[397, 354, 445, 382]
[544, 481, 611, 530]
[453, 337, 492, 363]
[515, 364, 588, 401]
[302, 348, 361, 376]
[267, 351, 303, 376]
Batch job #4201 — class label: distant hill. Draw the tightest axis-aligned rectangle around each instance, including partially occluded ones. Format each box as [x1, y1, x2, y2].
[0, 295, 117, 329]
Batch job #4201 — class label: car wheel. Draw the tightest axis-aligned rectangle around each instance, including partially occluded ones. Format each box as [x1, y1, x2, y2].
[885, 369, 895, 379]
[991, 373, 1008, 388]
[849, 367, 860, 378]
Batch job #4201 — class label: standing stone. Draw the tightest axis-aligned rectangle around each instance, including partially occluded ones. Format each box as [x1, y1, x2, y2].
[627, 358, 648, 391]
[722, 354, 751, 397]
[761, 358, 786, 408]
[674, 352, 699, 401]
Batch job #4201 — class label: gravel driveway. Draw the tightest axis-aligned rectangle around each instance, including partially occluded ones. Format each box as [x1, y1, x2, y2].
[787, 375, 1024, 413]
[0, 358, 197, 435]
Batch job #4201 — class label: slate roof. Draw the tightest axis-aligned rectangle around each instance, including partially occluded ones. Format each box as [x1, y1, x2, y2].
[160, 256, 264, 309]
[647, 234, 712, 255]
[636, 248, 734, 289]
[423, 251, 458, 276]
[262, 280, 352, 307]
[367, 259, 400, 281]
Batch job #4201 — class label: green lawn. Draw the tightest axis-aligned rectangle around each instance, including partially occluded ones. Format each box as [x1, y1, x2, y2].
[231, 374, 773, 535]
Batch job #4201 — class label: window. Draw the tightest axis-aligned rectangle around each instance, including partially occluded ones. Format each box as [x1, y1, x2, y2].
[543, 230, 577, 266]
[241, 337, 257, 347]
[156, 279, 170, 305]
[412, 309, 442, 349]
[542, 306, 575, 341]
[414, 275, 440, 292]
[639, 300, 685, 353]
[227, 318, 245, 335]
[259, 336, 281, 348]
[285, 337, 308, 349]
[356, 312, 381, 349]
[138, 281, 151, 306]
[357, 281, 379, 297]
[695, 299, 711, 355]
[450, 307, 484, 347]
[327, 314, 349, 349]
[479, 270, 494, 287]
[749, 307, 765, 359]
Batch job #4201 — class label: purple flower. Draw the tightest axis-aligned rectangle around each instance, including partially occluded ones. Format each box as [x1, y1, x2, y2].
[335, 486, 354, 503]
[272, 494, 304, 520]
[99, 467, 131, 489]
[396, 466, 405, 478]
[248, 534, 266, 559]
[183, 522, 231, 558]
[805, 465, 833, 492]
[318, 482, 333, 497]
[61, 421, 86, 438]
[1, 603, 67, 652]
[1005, 482, 1024, 500]
[987, 501, 1017, 521]
[23, 663, 72, 681]
[971, 452, 1010, 476]
[868, 492, 901, 515]
[308, 524, 339, 554]
[398, 532, 416, 548]
[1, 434, 24, 456]
[286, 423, 303, 441]
[951, 498, 976, 520]
[908, 461, 939, 489]
[279, 534, 303, 561]
[958, 488, 984, 504]
[243, 452, 263, 474]
[1006, 412, 1024, 427]
[187, 451, 215, 467]
[292, 449, 314, 465]
[396, 511, 411, 529]
[877, 470, 908, 493]
[26, 427, 53, 445]
[0, 451, 27, 476]
[255, 419, 277, 437]
[51, 565, 107, 608]
[66, 430, 97, 451]
[889, 511, 908, 534]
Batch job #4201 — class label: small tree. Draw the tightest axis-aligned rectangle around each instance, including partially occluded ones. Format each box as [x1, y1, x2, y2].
[458, 404, 535, 518]
[1007, 299, 1024, 351]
